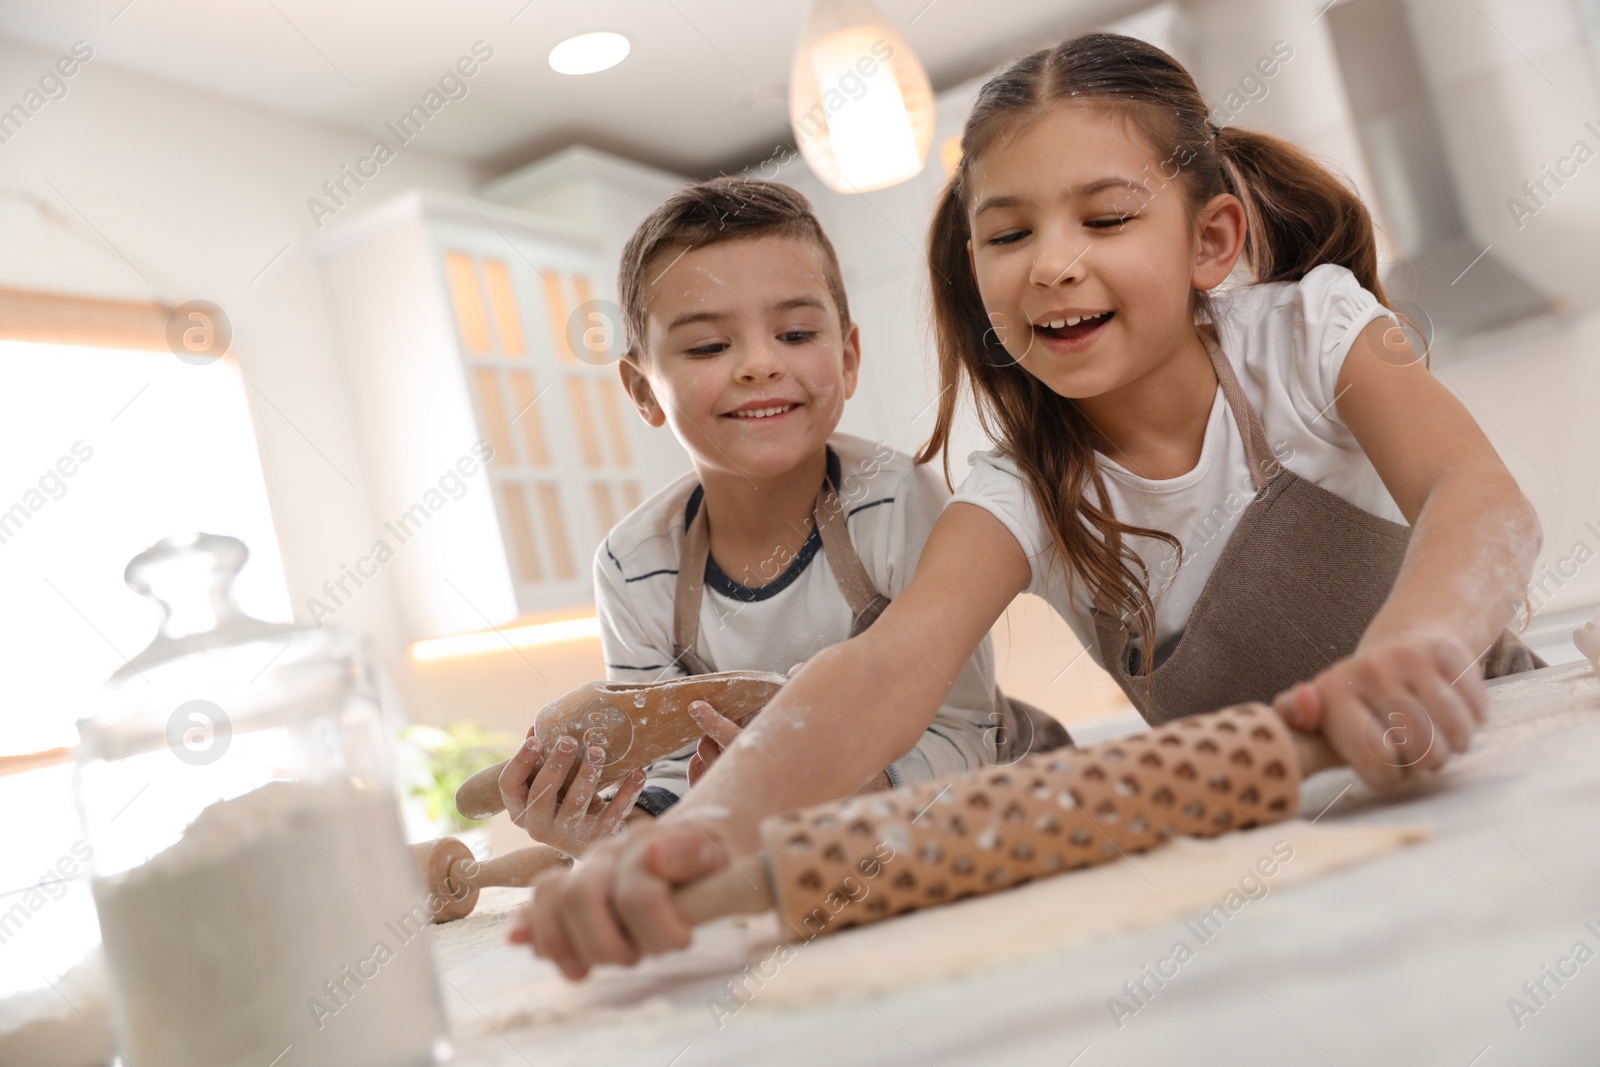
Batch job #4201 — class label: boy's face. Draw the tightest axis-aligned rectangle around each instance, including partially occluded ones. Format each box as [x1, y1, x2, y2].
[621, 234, 860, 482]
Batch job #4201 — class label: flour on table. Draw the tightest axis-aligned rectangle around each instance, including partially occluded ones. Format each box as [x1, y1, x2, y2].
[0, 951, 112, 1067]
[433, 887, 757, 1033]
[738, 819, 1428, 1008]
[442, 820, 1424, 1032]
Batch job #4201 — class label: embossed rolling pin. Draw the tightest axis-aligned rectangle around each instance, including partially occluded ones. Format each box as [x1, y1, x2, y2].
[455, 671, 789, 821]
[671, 704, 1339, 938]
[410, 837, 572, 922]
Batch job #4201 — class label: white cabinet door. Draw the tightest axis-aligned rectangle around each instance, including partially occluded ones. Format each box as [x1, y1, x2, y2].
[427, 219, 649, 616]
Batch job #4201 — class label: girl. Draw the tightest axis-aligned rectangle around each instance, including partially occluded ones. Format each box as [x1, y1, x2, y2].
[517, 34, 1544, 976]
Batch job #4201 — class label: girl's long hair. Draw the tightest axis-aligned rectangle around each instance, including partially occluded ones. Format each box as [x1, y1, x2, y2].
[918, 33, 1385, 692]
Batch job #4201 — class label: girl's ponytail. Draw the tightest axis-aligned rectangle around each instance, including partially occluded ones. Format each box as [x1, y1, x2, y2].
[1215, 125, 1388, 304]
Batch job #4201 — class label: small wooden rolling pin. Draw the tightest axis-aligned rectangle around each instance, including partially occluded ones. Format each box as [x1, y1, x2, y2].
[455, 670, 788, 821]
[669, 704, 1339, 939]
[410, 837, 571, 922]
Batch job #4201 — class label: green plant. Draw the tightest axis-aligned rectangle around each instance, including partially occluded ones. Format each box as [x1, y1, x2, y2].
[402, 722, 518, 833]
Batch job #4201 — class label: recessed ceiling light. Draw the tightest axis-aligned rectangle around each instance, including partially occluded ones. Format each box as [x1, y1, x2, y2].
[548, 32, 631, 75]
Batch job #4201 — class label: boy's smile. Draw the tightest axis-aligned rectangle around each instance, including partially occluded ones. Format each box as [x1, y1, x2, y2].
[724, 399, 801, 420]
[622, 234, 859, 484]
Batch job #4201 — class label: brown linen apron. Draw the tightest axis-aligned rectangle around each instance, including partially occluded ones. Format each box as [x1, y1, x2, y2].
[1091, 342, 1544, 726]
[671, 474, 889, 675]
[671, 470, 1071, 759]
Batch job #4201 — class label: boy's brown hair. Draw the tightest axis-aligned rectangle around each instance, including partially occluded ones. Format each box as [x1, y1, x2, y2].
[617, 176, 852, 362]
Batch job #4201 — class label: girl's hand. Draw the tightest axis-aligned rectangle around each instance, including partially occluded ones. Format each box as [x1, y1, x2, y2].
[508, 815, 732, 979]
[686, 700, 742, 786]
[1272, 629, 1488, 789]
[498, 727, 647, 858]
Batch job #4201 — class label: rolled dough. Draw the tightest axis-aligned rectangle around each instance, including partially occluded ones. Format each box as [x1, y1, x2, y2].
[740, 818, 1428, 1009]
[439, 817, 1426, 1035]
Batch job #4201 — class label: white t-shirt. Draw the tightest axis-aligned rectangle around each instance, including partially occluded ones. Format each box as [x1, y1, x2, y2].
[597, 433, 1000, 814]
[949, 265, 1405, 671]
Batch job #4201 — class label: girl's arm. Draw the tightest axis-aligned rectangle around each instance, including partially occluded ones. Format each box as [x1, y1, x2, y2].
[1337, 319, 1541, 651]
[1275, 319, 1542, 776]
[665, 502, 1030, 850]
[518, 504, 1030, 977]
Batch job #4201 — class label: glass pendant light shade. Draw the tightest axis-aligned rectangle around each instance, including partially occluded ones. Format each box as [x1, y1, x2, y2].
[789, 0, 935, 194]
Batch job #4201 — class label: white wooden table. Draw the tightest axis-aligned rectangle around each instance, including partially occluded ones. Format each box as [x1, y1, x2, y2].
[434, 661, 1600, 1067]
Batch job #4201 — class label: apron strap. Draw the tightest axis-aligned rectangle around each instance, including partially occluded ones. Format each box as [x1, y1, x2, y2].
[1091, 344, 1281, 687]
[671, 495, 715, 676]
[672, 474, 892, 671]
[815, 477, 890, 633]
[1204, 342, 1281, 491]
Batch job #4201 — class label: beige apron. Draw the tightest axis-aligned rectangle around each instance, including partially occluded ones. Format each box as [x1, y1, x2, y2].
[671, 474, 889, 675]
[1091, 342, 1544, 725]
[671, 466, 1071, 759]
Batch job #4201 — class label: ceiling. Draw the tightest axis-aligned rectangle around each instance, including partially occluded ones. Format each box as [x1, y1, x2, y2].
[0, 0, 1150, 178]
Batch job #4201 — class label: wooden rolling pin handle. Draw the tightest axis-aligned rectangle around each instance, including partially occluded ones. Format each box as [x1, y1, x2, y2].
[410, 837, 479, 923]
[0, 746, 75, 779]
[670, 852, 773, 927]
[1291, 729, 1341, 778]
[457, 758, 513, 822]
[457, 843, 571, 891]
[412, 838, 573, 923]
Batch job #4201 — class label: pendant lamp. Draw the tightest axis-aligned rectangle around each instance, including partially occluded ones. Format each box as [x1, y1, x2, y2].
[789, 0, 935, 193]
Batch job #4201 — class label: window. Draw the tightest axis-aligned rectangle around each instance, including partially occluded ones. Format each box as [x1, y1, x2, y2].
[0, 292, 289, 1000]
[0, 329, 289, 758]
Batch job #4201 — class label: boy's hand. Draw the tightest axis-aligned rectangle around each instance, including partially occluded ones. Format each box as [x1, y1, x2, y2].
[498, 727, 647, 858]
[1273, 629, 1488, 789]
[686, 700, 742, 786]
[507, 815, 733, 979]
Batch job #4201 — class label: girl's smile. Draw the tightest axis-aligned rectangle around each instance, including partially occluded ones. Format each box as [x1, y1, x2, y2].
[1032, 308, 1116, 352]
[965, 103, 1221, 403]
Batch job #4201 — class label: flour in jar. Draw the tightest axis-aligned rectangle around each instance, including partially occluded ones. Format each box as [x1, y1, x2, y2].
[92, 779, 446, 1067]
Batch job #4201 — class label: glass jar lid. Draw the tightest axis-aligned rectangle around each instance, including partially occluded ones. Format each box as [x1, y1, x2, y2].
[79, 533, 360, 762]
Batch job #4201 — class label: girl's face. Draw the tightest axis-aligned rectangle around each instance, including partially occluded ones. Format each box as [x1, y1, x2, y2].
[623, 234, 859, 482]
[965, 102, 1238, 400]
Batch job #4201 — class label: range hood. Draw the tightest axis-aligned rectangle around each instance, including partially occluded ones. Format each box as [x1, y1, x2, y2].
[1325, 0, 1551, 340]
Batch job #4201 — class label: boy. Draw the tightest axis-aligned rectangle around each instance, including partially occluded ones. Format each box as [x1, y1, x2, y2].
[499, 178, 1060, 857]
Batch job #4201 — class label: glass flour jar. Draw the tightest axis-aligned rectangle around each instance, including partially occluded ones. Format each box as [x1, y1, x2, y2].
[75, 533, 450, 1067]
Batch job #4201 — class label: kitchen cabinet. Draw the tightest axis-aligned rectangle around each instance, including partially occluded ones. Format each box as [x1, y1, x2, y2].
[316, 186, 687, 639]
